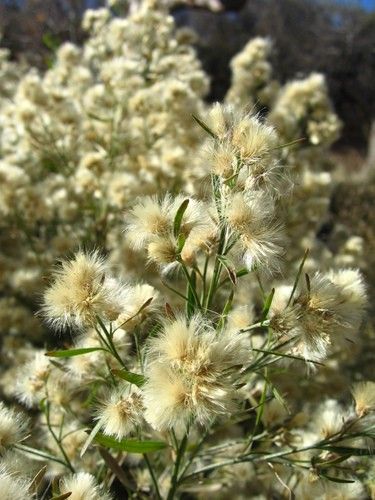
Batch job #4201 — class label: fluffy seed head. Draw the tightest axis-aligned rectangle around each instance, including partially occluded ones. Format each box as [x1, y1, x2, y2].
[96, 386, 144, 439]
[42, 251, 127, 330]
[143, 315, 247, 432]
[60, 472, 112, 500]
[0, 467, 31, 500]
[225, 192, 284, 272]
[0, 403, 28, 450]
[352, 381, 375, 418]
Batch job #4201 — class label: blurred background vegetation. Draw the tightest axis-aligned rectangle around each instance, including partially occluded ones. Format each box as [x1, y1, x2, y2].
[0, 0, 374, 153]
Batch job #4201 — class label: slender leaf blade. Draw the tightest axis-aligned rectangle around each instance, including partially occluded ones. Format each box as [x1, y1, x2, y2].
[93, 433, 167, 453]
[192, 114, 217, 139]
[173, 199, 189, 238]
[111, 369, 146, 387]
[45, 347, 105, 358]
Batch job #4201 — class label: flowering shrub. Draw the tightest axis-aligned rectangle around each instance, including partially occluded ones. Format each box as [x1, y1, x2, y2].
[0, 1, 373, 498]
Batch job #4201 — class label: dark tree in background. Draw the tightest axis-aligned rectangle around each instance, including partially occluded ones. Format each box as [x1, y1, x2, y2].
[0, 0, 104, 66]
[1, 0, 374, 150]
[173, 0, 375, 151]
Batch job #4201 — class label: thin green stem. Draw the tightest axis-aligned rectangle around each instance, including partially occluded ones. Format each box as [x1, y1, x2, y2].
[97, 317, 128, 371]
[144, 454, 162, 500]
[44, 401, 75, 472]
[167, 432, 189, 500]
[179, 261, 202, 309]
[14, 444, 70, 469]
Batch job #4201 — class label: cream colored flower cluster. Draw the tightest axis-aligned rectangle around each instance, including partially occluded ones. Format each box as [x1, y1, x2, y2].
[0, 2, 374, 498]
[226, 37, 279, 111]
[0, 0, 208, 345]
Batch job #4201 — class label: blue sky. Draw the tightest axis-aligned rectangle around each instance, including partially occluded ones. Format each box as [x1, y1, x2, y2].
[1, 0, 374, 10]
[335, 0, 375, 9]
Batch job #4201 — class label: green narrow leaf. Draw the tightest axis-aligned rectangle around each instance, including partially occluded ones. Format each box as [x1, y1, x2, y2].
[318, 446, 374, 457]
[319, 473, 355, 484]
[176, 233, 186, 253]
[217, 255, 237, 285]
[252, 348, 325, 366]
[93, 433, 168, 453]
[261, 288, 275, 321]
[80, 420, 102, 458]
[217, 290, 234, 331]
[45, 347, 106, 358]
[51, 493, 72, 500]
[98, 447, 136, 491]
[86, 112, 112, 122]
[29, 465, 47, 495]
[187, 270, 197, 317]
[111, 369, 146, 388]
[116, 297, 153, 330]
[271, 137, 306, 151]
[236, 268, 249, 278]
[173, 199, 189, 238]
[315, 454, 351, 468]
[272, 386, 290, 415]
[165, 302, 176, 320]
[192, 114, 217, 139]
[286, 248, 309, 307]
[305, 273, 311, 294]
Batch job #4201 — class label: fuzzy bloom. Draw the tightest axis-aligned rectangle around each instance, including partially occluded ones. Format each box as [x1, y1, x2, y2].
[126, 195, 215, 269]
[327, 268, 367, 330]
[96, 385, 144, 439]
[205, 105, 282, 189]
[60, 472, 112, 500]
[126, 196, 173, 250]
[115, 283, 159, 331]
[16, 351, 51, 408]
[0, 403, 28, 451]
[311, 399, 348, 440]
[225, 191, 284, 272]
[42, 251, 128, 330]
[0, 466, 31, 500]
[143, 315, 247, 432]
[352, 381, 375, 418]
[271, 270, 367, 362]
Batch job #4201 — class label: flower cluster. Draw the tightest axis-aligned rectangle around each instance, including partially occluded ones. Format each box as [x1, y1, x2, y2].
[0, 2, 373, 499]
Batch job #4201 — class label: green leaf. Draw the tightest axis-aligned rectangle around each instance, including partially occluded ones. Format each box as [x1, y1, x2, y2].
[165, 302, 176, 320]
[236, 268, 249, 279]
[80, 420, 102, 458]
[252, 348, 325, 366]
[173, 199, 189, 238]
[320, 473, 355, 484]
[176, 233, 186, 253]
[186, 269, 197, 317]
[305, 273, 311, 294]
[98, 447, 136, 491]
[315, 454, 351, 468]
[29, 465, 47, 494]
[318, 446, 374, 457]
[45, 347, 106, 358]
[272, 386, 290, 414]
[86, 112, 112, 122]
[42, 33, 60, 51]
[217, 255, 237, 285]
[217, 290, 234, 331]
[93, 433, 168, 453]
[111, 369, 146, 387]
[261, 288, 275, 321]
[51, 494, 72, 500]
[192, 114, 217, 139]
[114, 297, 153, 332]
[286, 248, 309, 307]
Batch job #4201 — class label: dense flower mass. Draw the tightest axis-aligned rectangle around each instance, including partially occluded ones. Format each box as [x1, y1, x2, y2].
[0, 1, 373, 498]
[143, 315, 247, 431]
